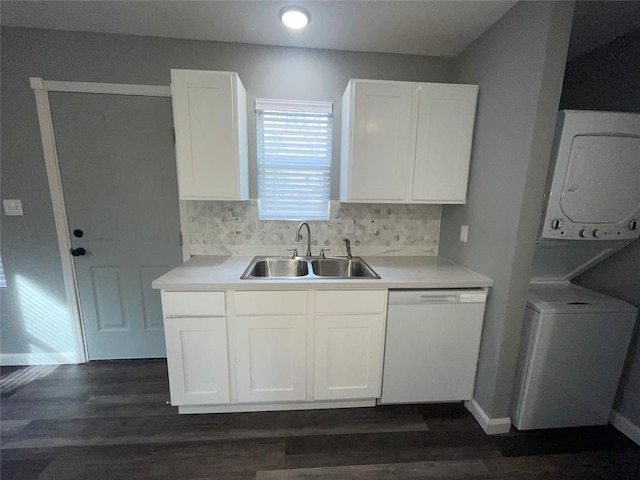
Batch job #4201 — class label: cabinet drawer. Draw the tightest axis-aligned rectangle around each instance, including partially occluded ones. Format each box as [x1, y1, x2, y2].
[315, 290, 387, 314]
[235, 291, 307, 316]
[162, 291, 225, 316]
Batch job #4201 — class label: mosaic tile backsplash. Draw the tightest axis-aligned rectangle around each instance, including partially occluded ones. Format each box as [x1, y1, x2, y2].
[188, 200, 441, 256]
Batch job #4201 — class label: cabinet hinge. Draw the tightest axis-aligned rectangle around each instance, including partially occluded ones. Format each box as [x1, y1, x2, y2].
[179, 231, 184, 247]
[171, 127, 176, 144]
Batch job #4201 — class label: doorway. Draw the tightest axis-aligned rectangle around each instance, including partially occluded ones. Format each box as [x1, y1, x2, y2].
[32, 80, 186, 360]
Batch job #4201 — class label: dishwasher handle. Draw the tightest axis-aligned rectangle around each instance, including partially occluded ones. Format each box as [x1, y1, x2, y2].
[388, 289, 487, 305]
[418, 294, 458, 303]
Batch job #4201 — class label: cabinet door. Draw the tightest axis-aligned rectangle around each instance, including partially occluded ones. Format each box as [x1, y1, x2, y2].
[343, 80, 416, 202]
[171, 69, 247, 200]
[314, 315, 385, 400]
[412, 83, 478, 203]
[164, 317, 230, 405]
[234, 316, 307, 403]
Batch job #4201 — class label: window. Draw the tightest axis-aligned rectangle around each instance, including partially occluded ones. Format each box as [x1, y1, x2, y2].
[256, 99, 333, 220]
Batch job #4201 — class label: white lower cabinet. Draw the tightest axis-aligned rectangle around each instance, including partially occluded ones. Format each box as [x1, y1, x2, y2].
[164, 316, 230, 405]
[234, 315, 307, 402]
[313, 314, 385, 400]
[161, 289, 387, 412]
[161, 288, 487, 413]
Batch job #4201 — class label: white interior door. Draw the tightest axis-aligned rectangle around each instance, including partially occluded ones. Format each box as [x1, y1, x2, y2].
[50, 93, 183, 360]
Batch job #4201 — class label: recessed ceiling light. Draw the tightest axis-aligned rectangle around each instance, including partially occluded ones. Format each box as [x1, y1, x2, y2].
[279, 6, 310, 30]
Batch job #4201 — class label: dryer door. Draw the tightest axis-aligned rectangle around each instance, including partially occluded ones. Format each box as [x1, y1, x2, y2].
[560, 135, 640, 224]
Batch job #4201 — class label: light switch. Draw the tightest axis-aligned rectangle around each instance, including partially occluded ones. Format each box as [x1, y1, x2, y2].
[460, 225, 469, 242]
[3, 199, 24, 216]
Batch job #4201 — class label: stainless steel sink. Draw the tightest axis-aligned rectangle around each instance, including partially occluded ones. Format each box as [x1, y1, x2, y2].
[241, 258, 309, 279]
[311, 258, 380, 279]
[241, 256, 380, 280]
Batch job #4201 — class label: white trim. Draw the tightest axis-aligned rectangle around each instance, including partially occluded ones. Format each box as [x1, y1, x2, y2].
[29, 77, 189, 363]
[610, 410, 640, 446]
[465, 398, 512, 435]
[255, 98, 333, 113]
[178, 399, 376, 414]
[31, 78, 87, 364]
[32, 79, 171, 97]
[0, 352, 77, 366]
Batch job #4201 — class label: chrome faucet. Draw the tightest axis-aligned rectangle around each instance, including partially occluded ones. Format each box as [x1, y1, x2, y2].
[296, 222, 312, 257]
[343, 238, 353, 259]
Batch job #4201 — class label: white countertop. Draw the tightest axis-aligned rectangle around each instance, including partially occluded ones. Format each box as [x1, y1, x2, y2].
[152, 255, 493, 291]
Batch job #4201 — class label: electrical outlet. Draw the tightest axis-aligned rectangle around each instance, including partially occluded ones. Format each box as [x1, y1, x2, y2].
[460, 225, 469, 242]
[368, 220, 378, 234]
[3, 199, 23, 216]
[233, 217, 241, 232]
[344, 219, 355, 234]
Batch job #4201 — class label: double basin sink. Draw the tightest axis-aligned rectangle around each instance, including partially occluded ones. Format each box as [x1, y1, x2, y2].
[241, 256, 380, 280]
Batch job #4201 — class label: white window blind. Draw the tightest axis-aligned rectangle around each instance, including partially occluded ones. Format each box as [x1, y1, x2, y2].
[256, 99, 333, 220]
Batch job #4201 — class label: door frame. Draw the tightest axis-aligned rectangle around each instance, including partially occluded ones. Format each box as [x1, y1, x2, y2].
[30, 77, 191, 364]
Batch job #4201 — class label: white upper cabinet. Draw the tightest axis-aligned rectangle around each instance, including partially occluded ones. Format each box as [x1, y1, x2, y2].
[340, 80, 416, 202]
[340, 79, 478, 204]
[171, 69, 249, 200]
[412, 84, 478, 203]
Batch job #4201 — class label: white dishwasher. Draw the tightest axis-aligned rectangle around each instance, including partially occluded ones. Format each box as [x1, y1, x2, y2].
[379, 289, 487, 404]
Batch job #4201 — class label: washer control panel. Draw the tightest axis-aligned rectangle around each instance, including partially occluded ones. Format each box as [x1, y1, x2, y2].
[542, 216, 639, 240]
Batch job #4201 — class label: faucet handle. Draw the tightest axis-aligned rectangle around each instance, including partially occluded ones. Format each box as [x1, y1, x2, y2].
[286, 248, 298, 259]
[320, 248, 331, 259]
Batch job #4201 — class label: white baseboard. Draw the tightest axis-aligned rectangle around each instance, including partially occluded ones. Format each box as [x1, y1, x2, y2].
[465, 398, 512, 435]
[610, 410, 640, 446]
[179, 399, 376, 414]
[0, 352, 78, 366]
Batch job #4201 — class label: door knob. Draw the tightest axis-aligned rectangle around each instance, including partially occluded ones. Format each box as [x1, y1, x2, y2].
[70, 247, 87, 257]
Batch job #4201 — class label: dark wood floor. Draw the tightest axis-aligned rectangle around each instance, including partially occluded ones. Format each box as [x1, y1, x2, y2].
[1, 360, 639, 479]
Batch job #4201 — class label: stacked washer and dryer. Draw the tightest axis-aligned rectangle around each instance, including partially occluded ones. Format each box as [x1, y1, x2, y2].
[512, 111, 640, 430]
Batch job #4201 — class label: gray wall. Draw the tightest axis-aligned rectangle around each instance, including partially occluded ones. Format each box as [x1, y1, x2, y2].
[0, 27, 453, 358]
[439, 1, 575, 419]
[560, 29, 640, 427]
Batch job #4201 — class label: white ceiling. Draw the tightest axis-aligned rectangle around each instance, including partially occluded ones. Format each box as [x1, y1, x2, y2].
[0, 0, 518, 57]
[2, 1, 638, 60]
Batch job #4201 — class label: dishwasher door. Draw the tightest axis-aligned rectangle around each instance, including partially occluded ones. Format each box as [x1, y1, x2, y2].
[379, 289, 487, 404]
